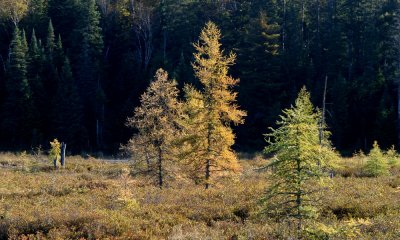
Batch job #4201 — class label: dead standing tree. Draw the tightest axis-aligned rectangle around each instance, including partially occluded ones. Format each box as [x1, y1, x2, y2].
[97, 0, 111, 16]
[130, 1, 153, 71]
[60, 142, 67, 167]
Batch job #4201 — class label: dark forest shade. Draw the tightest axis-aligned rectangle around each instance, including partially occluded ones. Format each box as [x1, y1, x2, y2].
[0, 0, 399, 154]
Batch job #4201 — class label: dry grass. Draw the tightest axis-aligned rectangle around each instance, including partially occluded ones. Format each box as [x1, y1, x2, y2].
[0, 153, 399, 239]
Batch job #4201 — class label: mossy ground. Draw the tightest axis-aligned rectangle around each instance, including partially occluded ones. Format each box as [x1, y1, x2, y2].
[0, 152, 399, 239]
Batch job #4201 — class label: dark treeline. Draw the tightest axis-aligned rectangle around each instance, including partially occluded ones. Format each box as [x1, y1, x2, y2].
[0, 0, 399, 154]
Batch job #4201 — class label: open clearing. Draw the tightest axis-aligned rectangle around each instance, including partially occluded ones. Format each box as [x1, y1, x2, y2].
[0, 153, 399, 239]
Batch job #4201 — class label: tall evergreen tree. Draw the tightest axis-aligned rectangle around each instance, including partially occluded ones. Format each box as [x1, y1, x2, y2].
[1, 27, 33, 148]
[184, 22, 246, 189]
[237, 11, 283, 149]
[0, 53, 5, 119]
[44, 19, 58, 91]
[28, 29, 40, 65]
[75, 0, 104, 149]
[46, 19, 55, 56]
[78, 0, 103, 60]
[53, 34, 64, 70]
[40, 19, 59, 141]
[262, 87, 338, 238]
[53, 57, 87, 152]
[20, 29, 28, 56]
[125, 69, 181, 188]
[0, 0, 399, 153]
[25, 0, 48, 31]
[27, 28, 46, 145]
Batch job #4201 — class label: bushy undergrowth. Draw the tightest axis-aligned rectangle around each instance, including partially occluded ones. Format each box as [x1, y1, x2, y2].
[0, 153, 399, 239]
[334, 144, 400, 178]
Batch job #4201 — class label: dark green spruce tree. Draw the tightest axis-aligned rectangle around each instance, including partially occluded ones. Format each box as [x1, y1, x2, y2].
[237, 11, 283, 149]
[24, 0, 48, 34]
[53, 34, 64, 70]
[46, 19, 55, 55]
[43, 19, 58, 93]
[75, 0, 104, 150]
[53, 57, 87, 152]
[1, 27, 34, 148]
[40, 19, 59, 140]
[27, 28, 46, 145]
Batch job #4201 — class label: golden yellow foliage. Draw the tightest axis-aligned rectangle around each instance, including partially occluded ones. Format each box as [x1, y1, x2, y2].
[125, 69, 181, 188]
[49, 138, 61, 163]
[181, 22, 246, 188]
[0, 0, 29, 25]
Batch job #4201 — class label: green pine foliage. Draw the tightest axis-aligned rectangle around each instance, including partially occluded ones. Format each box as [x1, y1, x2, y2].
[53, 34, 65, 70]
[1, 26, 34, 148]
[27, 29, 45, 145]
[43, 19, 58, 98]
[364, 141, 389, 177]
[53, 57, 87, 152]
[79, 0, 103, 60]
[262, 87, 338, 236]
[386, 146, 399, 168]
[74, 0, 104, 148]
[20, 29, 28, 56]
[0, 0, 399, 154]
[46, 19, 55, 55]
[25, 0, 48, 28]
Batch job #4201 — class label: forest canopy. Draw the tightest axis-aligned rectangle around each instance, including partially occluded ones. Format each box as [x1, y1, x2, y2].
[0, 0, 399, 154]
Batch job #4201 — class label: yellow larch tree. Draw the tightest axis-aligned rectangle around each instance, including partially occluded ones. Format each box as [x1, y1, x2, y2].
[125, 68, 181, 188]
[181, 22, 246, 189]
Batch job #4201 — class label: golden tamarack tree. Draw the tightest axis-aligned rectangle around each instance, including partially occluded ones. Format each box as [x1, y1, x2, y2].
[261, 87, 338, 239]
[180, 22, 246, 189]
[125, 69, 181, 188]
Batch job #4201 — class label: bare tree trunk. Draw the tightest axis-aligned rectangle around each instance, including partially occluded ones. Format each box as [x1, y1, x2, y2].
[205, 159, 210, 189]
[96, 119, 100, 147]
[133, 2, 153, 71]
[205, 124, 212, 189]
[158, 145, 163, 189]
[319, 76, 328, 145]
[297, 216, 302, 240]
[53, 159, 57, 169]
[282, 0, 286, 52]
[60, 142, 66, 167]
[129, 0, 135, 16]
[98, 0, 110, 15]
[145, 151, 151, 172]
[317, 76, 328, 169]
[395, 4, 400, 148]
[96, 79, 104, 149]
[317, 0, 320, 36]
[296, 156, 302, 240]
[11, 14, 18, 27]
[347, 6, 354, 82]
[0, 55, 5, 73]
[397, 84, 400, 147]
[160, 0, 167, 63]
[301, 0, 305, 45]
[163, 30, 167, 63]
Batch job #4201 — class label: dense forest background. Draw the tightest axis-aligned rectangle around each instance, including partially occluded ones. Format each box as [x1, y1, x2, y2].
[0, 0, 399, 154]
